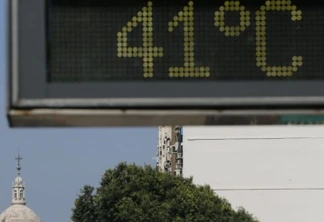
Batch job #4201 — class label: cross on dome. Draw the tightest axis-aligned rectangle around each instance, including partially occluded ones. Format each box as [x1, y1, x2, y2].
[15, 154, 23, 175]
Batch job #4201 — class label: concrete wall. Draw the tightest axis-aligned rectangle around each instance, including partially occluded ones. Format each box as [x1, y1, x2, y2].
[183, 126, 324, 222]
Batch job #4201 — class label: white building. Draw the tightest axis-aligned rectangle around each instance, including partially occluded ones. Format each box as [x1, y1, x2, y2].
[183, 125, 324, 222]
[0, 155, 41, 222]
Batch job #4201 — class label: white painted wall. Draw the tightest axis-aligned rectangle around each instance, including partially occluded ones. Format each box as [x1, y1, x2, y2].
[183, 126, 324, 222]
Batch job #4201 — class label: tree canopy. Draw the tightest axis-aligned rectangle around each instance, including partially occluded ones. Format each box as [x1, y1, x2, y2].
[71, 162, 259, 222]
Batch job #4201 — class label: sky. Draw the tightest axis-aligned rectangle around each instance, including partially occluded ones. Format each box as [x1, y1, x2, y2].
[0, 0, 158, 221]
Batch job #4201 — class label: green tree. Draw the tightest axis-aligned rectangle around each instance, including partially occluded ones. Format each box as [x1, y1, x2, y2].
[71, 162, 259, 222]
[71, 185, 98, 222]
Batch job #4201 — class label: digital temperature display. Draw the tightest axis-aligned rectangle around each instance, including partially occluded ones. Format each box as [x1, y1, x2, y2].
[47, 0, 322, 81]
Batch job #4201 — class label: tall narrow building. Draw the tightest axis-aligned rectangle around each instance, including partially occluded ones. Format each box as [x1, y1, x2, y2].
[0, 155, 41, 222]
[156, 125, 183, 176]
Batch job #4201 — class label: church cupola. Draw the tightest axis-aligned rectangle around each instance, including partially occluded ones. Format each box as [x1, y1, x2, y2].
[0, 154, 42, 222]
[12, 154, 26, 205]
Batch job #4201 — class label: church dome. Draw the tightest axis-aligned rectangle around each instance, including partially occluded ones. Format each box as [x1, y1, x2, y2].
[0, 205, 41, 222]
[0, 154, 41, 222]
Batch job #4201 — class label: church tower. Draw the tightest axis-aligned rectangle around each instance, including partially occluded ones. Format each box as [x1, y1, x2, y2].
[0, 155, 41, 222]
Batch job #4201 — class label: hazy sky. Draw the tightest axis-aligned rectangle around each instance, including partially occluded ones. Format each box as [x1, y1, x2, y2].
[0, 1, 158, 221]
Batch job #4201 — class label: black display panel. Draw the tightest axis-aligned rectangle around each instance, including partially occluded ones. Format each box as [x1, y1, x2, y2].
[47, 0, 322, 81]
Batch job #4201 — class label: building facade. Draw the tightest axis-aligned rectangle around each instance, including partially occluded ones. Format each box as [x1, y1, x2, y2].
[182, 125, 324, 222]
[156, 125, 183, 176]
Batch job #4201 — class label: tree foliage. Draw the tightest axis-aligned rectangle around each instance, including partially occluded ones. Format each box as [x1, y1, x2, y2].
[72, 162, 259, 222]
[71, 185, 98, 222]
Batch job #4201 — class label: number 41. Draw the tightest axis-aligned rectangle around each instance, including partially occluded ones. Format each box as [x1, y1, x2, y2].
[117, 1, 209, 78]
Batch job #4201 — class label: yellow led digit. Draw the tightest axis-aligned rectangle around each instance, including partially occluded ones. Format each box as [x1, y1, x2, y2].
[256, 0, 303, 77]
[215, 1, 251, 36]
[168, 1, 210, 78]
[117, 1, 163, 78]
